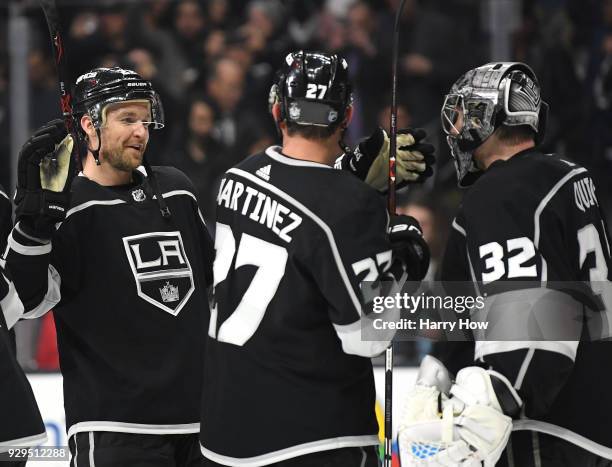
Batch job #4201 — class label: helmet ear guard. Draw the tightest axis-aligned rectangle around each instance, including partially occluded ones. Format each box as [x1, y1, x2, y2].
[268, 83, 280, 115]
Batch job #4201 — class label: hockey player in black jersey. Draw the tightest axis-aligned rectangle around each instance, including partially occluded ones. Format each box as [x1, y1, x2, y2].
[397, 63, 612, 466]
[0, 189, 46, 467]
[4, 68, 214, 466]
[200, 51, 432, 466]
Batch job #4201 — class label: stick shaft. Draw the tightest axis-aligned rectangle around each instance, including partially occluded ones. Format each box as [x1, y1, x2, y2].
[385, 2, 407, 466]
[39, 0, 73, 134]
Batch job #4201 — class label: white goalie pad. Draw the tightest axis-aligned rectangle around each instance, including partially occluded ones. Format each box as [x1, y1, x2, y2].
[398, 366, 514, 467]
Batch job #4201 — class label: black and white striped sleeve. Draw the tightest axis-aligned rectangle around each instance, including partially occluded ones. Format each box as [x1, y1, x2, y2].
[311, 188, 399, 358]
[3, 219, 79, 319]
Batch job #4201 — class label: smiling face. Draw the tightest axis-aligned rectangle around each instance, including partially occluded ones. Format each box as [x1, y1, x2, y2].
[98, 101, 151, 172]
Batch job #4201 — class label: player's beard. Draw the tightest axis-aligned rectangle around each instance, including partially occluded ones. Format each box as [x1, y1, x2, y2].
[101, 145, 145, 172]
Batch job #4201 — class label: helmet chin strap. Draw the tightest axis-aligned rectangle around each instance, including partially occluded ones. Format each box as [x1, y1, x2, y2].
[87, 128, 103, 165]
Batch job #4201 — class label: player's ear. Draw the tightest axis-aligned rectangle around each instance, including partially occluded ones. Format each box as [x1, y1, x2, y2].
[342, 105, 354, 128]
[271, 102, 282, 123]
[80, 114, 96, 139]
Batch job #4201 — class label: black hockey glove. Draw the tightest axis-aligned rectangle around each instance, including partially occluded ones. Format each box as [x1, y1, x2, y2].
[335, 128, 435, 191]
[15, 119, 75, 238]
[388, 214, 430, 281]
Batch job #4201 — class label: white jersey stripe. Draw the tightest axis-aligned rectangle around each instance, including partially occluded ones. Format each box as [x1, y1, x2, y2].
[200, 435, 379, 467]
[0, 432, 48, 453]
[0, 274, 25, 329]
[474, 340, 578, 362]
[265, 146, 332, 169]
[88, 432, 95, 467]
[8, 231, 52, 256]
[21, 265, 62, 319]
[67, 421, 200, 439]
[533, 167, 587, 282]
[66, 199, 127, 219]
[513, 420, 612, 459]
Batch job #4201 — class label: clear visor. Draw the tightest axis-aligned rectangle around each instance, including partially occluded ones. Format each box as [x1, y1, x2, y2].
[441, 94, 464, 136]
[95, 93, 165, 130]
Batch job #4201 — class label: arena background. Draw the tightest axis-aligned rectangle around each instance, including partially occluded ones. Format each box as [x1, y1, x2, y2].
[1, 0, 611, 464]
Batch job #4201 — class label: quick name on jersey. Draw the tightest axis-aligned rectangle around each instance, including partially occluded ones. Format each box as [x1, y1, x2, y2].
[217, 177, 302, 243]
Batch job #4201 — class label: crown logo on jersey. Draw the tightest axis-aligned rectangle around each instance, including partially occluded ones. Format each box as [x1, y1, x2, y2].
[132, 188, 146, 202]
[159, 281, 179, 303]
[256, 164, 271, 181]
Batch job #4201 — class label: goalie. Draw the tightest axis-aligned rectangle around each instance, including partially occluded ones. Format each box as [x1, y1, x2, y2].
[397, 63, 612, 466]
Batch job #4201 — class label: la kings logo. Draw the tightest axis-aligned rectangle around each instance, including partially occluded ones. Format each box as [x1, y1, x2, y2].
[122, 232, 194, 316]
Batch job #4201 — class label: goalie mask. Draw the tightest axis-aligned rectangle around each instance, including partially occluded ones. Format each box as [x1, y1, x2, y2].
[441, 62, 548, 187]
[268, 51, 353, 128]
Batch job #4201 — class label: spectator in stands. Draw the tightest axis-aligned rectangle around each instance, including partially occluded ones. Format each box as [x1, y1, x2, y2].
[342, 1, 389, 142]
[378, 0, 471, 127]
[204, 56, 269, 161]
[67, 2, 133, 77]
[206, 0, 236, 30]
[28, 48, 60, 130]
[165, 96, 229, 226]
[172, 0, 207, 70]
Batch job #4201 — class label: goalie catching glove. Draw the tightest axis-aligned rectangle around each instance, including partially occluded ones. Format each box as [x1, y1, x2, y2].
[335, 127, 435, 191]
[398, 356, 522, 466]
[14, 119, 75, 238]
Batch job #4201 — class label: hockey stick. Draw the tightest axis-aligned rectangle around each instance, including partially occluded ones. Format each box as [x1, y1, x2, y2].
[384, 1, 407, 466]
[40, 0, 73, 132]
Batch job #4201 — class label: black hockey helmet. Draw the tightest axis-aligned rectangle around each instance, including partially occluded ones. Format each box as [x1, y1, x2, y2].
[73, 67, 164, 133]
[73, 67, 170, 217]
[268, 51, 352, 127]
[441, 62, 548, 187]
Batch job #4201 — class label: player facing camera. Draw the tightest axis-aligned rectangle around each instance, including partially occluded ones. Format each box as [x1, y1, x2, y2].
[72, 67, 164, 167]
[8, 64, 215, 466]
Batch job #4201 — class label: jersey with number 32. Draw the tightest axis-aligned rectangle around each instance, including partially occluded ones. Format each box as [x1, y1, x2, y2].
[440, 149, 612, 451]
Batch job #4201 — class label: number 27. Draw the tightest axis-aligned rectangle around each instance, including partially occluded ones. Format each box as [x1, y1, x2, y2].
[209, 223, 288, 346]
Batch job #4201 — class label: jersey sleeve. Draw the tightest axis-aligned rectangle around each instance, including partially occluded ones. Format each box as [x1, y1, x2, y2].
[166, 166, 215, 287]
[433, 213, 480, 376]
[308, 186, 400, 358]
[194, 198, 214, 287]
[4, 217, 81, 320]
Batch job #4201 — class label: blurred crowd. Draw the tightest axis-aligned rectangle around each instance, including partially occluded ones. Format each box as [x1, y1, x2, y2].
[1, 0, 612, 368]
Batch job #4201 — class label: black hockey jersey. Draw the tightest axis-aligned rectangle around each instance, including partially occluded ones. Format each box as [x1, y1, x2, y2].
[0, 189, 46, 451]
[200, 147, 396, 465]
[437, 149, 612, 456]
[5, 167, 213, 439]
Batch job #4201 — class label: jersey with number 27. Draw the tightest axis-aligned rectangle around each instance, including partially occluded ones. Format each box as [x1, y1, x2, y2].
[200, 146, 393, 465]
